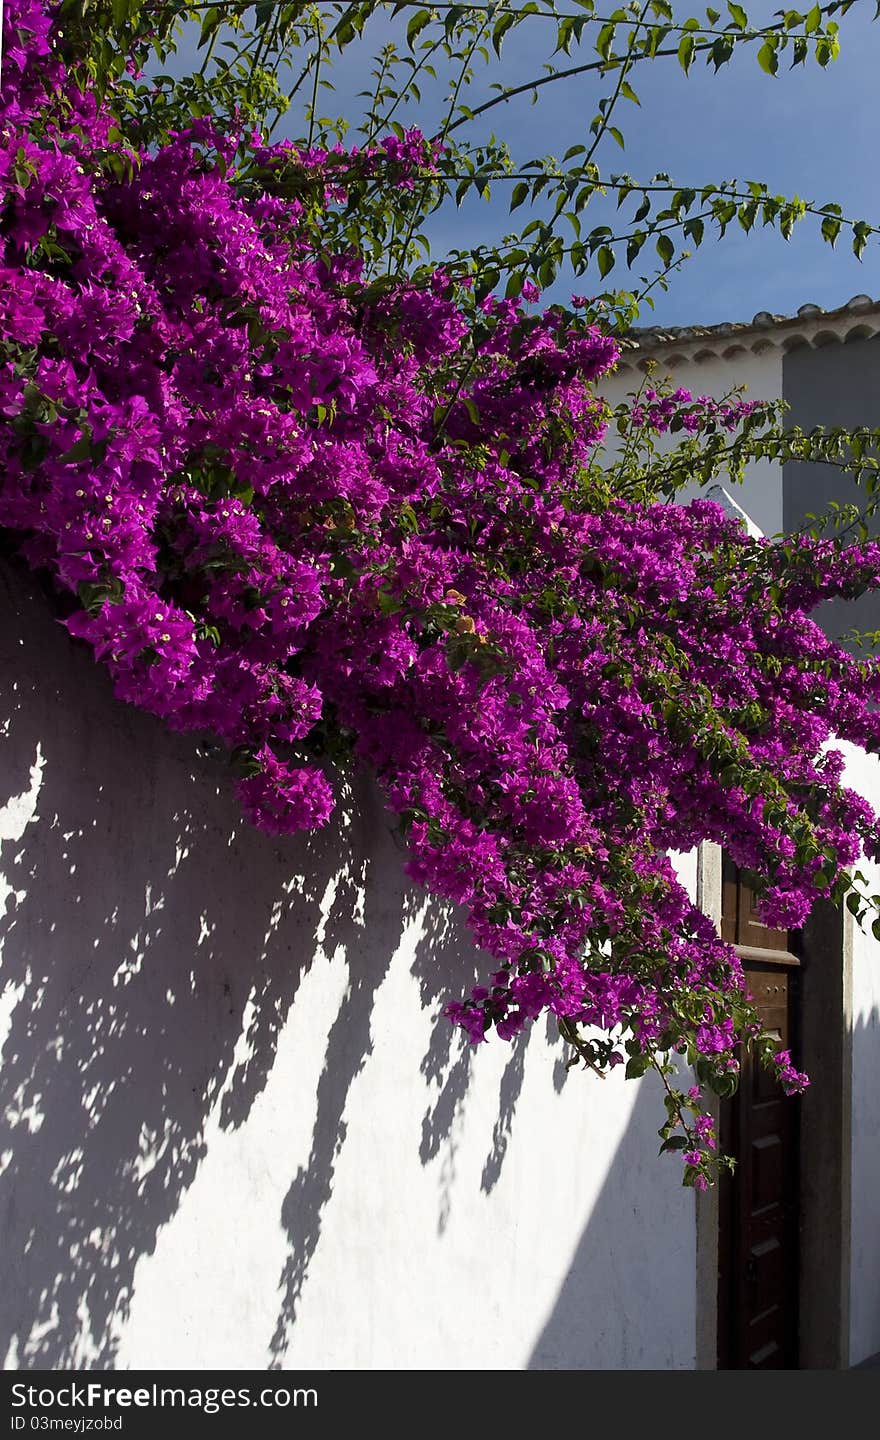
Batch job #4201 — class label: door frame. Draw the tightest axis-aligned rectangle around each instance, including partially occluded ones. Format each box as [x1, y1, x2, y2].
[694, 842, 853, 1369]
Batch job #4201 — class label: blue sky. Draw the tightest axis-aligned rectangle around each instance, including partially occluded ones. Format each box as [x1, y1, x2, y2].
[176, 3, 880, 326]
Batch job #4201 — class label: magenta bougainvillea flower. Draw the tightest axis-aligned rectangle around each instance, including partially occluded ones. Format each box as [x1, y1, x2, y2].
[3, 0, 879, 1183]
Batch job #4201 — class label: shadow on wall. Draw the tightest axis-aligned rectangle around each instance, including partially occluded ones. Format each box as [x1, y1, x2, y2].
[0, 558, 486, 1370]
[526, 1007, 880, 1371]
[527, 1067, 696, 1372]
[851, 1008, 880, 1366]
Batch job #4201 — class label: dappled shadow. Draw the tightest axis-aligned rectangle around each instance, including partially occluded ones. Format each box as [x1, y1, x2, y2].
[0, 558, 389, 1368]
[0, 558, 503, 1370]
[549, 1011, 573, 1094]
[266, 816, 481, 1362]
[413, 901, 481, 1195]
[480, 1030, 529, 1194]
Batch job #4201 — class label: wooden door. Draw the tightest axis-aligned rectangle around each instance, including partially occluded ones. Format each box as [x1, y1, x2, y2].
[717, 859, 801, 1370]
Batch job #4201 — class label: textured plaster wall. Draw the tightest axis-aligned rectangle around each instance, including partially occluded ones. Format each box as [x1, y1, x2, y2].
[0, 560, 697, 1372]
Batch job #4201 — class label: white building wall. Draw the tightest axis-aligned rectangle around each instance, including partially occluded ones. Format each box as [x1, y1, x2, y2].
[4, 318, 876, 1369]
[841, 744, 880, 1367]
[0, 562, 698, 1372]
[599, 345, 785, 537]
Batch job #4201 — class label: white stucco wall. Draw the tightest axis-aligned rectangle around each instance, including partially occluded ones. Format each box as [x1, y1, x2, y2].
[841, 743, 880, 1367]
[599, 345, 784, 537]
[0, 561, 698, 1372]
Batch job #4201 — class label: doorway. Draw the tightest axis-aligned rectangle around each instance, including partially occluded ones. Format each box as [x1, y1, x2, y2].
[695, 844, 852, 1369]
[716, 857, 802, 1369]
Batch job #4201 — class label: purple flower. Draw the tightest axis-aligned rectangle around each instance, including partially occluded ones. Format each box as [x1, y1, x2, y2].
[0, 0, 867, 1178]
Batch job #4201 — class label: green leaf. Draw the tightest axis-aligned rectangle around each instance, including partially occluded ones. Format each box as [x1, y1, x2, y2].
[757, 40, 779, 76]
[738, 199, 758, 233]
[708, 1070, 739, 1100]
[626, 230, 647, 266]
[377, 587, 403, 615]
[492, 11, 517, 57]
[625, 1053, 652, 1080]
[510, 181, 529, 212]
[397, 502, 419, 535]
[596, 22, 615, 62]
[538, 254, 558, 287]
[442, 3, 466, 38]
[597, 245, 615, 278]
[727, 2, 748, 27]
[711, 35, 736, 68]
[198, 4, 221, 46]
[659, 1134, 689, 1153]
[791, 35, 808, 65]
[656, 233, 675, 266]
[59, 433, 93, 464]
[474, 267, 500, 302]
[406, 9, 432, 49]
[678, 34, 696, 73]
[852, 221, 873, 260]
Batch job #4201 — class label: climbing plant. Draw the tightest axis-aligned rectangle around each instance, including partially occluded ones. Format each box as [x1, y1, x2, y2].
[3, 0, 880, 1187]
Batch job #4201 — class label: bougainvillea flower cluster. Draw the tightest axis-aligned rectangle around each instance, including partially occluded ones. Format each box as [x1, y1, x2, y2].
[2, 1, 876, 1182]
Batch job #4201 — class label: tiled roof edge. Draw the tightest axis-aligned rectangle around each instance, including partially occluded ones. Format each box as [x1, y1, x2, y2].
[614, 294, 880, 371]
